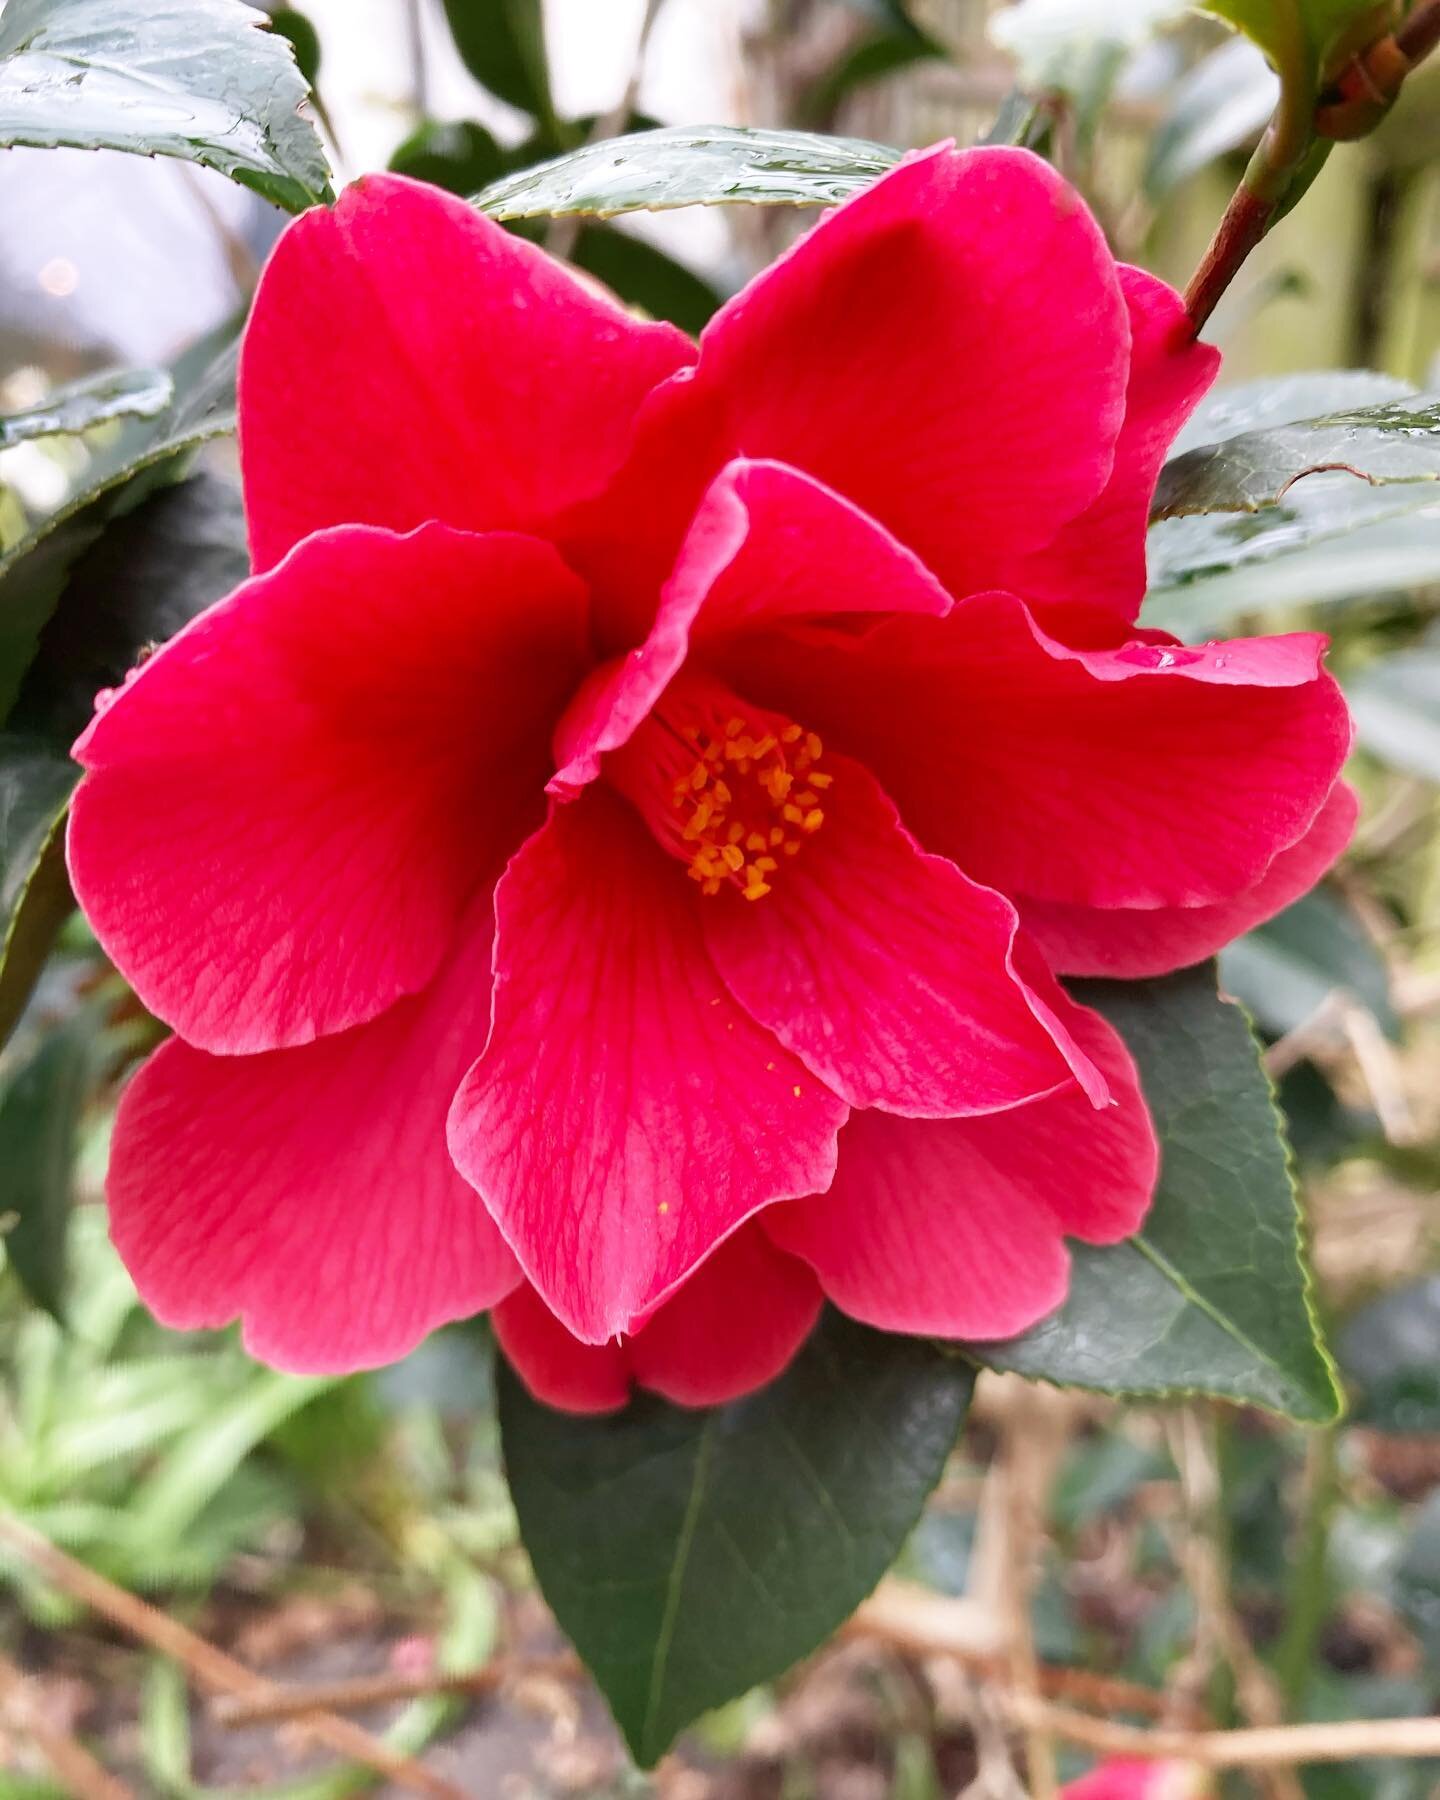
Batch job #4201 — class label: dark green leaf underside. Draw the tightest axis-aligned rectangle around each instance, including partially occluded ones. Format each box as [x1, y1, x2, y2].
[0, 331, 237, 725]
[970, 965, 1339, 1422]
[475, 125, 903, 220]
[0, 736, 79, 1050]
[0, 0, 332, 212]
[501, 1312, 972, 1765]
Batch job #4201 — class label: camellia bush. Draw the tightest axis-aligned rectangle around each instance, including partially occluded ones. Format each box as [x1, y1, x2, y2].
[1, 0, 1439, 1780]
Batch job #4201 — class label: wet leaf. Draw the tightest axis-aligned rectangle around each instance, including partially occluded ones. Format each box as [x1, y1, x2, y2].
[0, 369, 172, 452]
[501, 1311, 972, 1765]
[1152, 396, 1440, 521]
[476, 124, 903, 220]
[0, 0, 332, 212]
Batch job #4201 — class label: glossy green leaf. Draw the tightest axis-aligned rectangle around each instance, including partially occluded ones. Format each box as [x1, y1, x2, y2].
[1152, 396, 1440, 520]
[0, 0, 332, 213]
[1170, 371, 1416, 457]
[475, 125, 903, 220]
[969, 964, 1340, 1421]
[0, 1006, 96, 1319]
[12, 472, 249, 745]
[1144, 503, 1440, 641]
[501, 1311, 973, 1765]
[0, 369, 173, 452]
[1347, 644, 1440, 781]
[441, 0, 553, 124]
[1144, 36, 1277, 198]
[0, 736, 78, 1052]
[0, 332, 237, 724]
[1220, 889, 1397, 1040]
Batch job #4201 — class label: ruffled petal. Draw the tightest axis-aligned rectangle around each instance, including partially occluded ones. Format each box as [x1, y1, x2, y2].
[1024, 783, 1359, 978]
[549, 457, 951, 794]
[1000, 267, 1219, 620]
[241, 172, 694, 571]
[703, 752, 1101, 1117]
[107, 901, 518, 1374]
[730, 596, 1350, 915]
[69, 525, 588, 1053]
[561, 143, 1129, 647]
[765, 980, 1156, 1338]
[448, 787, 847, 1343]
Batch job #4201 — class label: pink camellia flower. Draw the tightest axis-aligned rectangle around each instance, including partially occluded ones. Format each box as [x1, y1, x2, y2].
[67, 144, 1353, 1411]
[1062, 1759, 1211, 1799]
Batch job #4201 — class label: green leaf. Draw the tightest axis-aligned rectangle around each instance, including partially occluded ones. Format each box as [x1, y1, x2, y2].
[0, 0, 332, 213]
[1220, 889, 1397, 1039]
[1198, 0, 1392, 88]
[441, 0, 554, 125]
[475, 125, 904, 221]
[570, 226, 722, 335]
[12, 472, 249, 744]
[969, 964, 1340, 1421]
[265, 5, 320, 85]
[501, 1311, 973, 1765]
[0, 736, 78, 1052]
[1152, 395, 1440, 520]
[0, 368, 173, 452]
[1339, 1277, 1440, 1434]
[0, 1006, 96, 1319]
[390, 118, 506, 195]
[1144, 36, 1278, 198]
[1347, 644, 1440, 781]
[0, 330, 237, 724]
[1144, 503, 1440, 641]
[1170, 371, 1417, 458]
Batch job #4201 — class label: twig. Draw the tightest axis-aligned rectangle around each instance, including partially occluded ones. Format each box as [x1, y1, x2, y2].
[846, 1580, 1170, 1720]
[0, 1652, 134, 1800]
[1003, 1693, 1440, 1768]
[211, 1651, 583, 1728]
[0, 1512, 468, 1800]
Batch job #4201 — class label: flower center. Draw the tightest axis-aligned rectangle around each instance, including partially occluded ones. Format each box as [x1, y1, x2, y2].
[609, 673, 831, 900]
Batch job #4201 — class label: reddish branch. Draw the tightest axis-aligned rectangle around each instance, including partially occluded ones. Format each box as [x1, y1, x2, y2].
[1185, 0, 1440, 334]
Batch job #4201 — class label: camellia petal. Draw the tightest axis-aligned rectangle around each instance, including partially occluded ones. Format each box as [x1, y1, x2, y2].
[765, 980, 1156, 1339]
[1001, 266, 1219, 620]
[494, 1224, 823, 1414]
[448, 787, 847, 1344]
[561, 143, 1130, 647]
[240, 171, 695, 571]
[106, 901, 519, 1374]
[69, 525, 588, 1054]
[682, 143, 1130, 604]
[703, 752, 1100, 1117]
[1025, 783, 1360, 978]
[550, 457, 953, 793]
[733, 596, 1350, 915]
